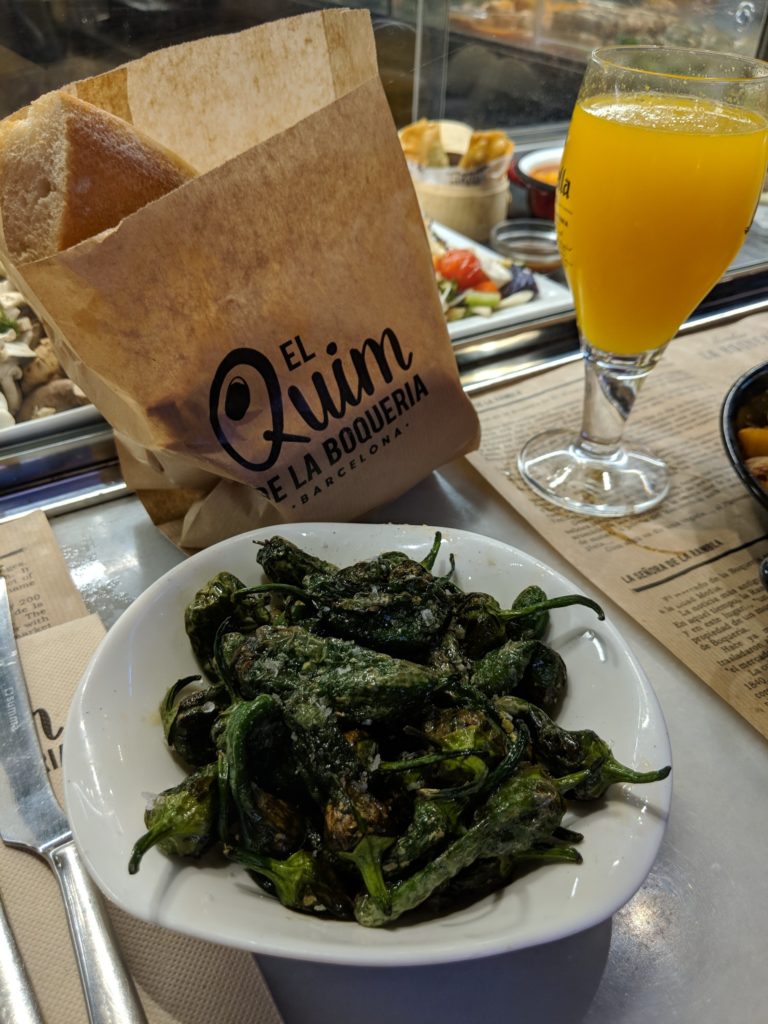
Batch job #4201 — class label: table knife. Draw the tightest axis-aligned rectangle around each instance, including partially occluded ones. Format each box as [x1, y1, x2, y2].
[0, 577, 148, 1024]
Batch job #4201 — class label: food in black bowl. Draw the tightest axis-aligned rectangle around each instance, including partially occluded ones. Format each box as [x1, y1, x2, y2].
[720, 360, 768, 513]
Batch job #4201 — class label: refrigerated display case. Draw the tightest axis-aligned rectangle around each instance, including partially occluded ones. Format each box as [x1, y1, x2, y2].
[447, 0, 766, 58]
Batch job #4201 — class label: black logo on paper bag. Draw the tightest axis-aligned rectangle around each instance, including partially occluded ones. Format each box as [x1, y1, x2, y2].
[209, 348, 310, 472]
[208, 331, 429, 509]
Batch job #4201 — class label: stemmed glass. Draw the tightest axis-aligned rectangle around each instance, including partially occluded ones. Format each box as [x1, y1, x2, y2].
[518, 46, 768, 517]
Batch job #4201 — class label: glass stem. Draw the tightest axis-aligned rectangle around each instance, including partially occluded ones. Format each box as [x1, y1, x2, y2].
[578, 341, 668, 458]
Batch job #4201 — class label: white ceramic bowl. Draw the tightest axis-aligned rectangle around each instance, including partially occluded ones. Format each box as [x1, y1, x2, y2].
[64, 522, 671, 966]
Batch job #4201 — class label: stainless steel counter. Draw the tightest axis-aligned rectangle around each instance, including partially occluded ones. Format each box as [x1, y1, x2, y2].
[47, 461, 768, 1024]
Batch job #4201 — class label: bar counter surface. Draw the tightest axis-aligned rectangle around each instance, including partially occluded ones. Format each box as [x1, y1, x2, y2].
[49, 457, 764, 1024]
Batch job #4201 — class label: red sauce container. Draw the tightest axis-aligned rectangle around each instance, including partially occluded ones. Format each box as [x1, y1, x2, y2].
[508, 145, 563, 221]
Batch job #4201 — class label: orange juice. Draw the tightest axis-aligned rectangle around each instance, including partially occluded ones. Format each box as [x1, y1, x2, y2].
[557, 93, 768, 354]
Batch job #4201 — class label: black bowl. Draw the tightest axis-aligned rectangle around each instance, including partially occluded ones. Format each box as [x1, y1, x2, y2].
[720, 360, 768, 514]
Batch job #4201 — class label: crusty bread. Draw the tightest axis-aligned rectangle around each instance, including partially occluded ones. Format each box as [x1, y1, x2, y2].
[0, 90, 197, 264]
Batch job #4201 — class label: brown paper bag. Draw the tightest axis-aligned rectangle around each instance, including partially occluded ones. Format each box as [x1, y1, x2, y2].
[2, 9, 480, 548]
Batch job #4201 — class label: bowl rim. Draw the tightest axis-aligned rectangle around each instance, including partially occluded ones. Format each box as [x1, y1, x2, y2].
[720, 359, 768, 513]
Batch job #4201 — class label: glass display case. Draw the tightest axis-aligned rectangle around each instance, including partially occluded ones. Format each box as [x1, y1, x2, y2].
[448, 0, 767, 60]
[2, 0, 768, 516]
[3, 0, 768, 123]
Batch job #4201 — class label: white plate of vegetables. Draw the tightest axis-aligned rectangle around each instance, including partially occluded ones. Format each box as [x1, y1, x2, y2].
[64, 523, 671, 967]
[429, 223, 573, 342]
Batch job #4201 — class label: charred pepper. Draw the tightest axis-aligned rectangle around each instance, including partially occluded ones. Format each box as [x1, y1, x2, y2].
[354, 765, 588, 926]
[496, 695, 671, 799]
[220, 624, 445, 721]
[128, 761, 219, 874]
[160, 676, 231, 766]
[244, 547, 457, 658]
[255, 536, 338, 587]
[471, 638, 568, 713]
[455, 586, 604, 659]
[219, 695, 306, 856]
[184, 570, 273, 681]
[229, 847, 353, 919]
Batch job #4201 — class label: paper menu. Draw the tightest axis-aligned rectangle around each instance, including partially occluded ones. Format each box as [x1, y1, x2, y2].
[469, 311, 768, 739]
[0, 510, 88, 637]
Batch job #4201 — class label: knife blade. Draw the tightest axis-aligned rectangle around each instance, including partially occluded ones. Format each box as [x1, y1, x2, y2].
[0, 576, 148, 1024]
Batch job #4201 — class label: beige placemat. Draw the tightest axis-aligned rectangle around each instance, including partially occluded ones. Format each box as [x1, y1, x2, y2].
[0, 512, 284, 1024]
[469, 311, 768, 740]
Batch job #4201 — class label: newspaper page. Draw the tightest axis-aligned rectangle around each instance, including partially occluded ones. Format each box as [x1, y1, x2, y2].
[468, 311, 768, 740]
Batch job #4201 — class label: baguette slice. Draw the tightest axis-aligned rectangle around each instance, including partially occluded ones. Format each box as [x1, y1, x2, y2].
[0, 90, 197, 265]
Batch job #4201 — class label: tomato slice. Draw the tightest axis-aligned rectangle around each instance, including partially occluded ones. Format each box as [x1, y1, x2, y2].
[436, 248, 490, 291]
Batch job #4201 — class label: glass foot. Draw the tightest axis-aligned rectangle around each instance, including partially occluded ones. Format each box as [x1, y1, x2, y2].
[517, 429, 669, 518]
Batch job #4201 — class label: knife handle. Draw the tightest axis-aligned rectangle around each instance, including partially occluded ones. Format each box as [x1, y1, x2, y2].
[48, 840, 148, 1024]
[0, 896, 44, 1024]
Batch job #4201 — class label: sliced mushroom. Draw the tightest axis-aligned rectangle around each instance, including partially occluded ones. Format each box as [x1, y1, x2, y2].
[20, 336, 63, 394]
[17, 378, 89, 422]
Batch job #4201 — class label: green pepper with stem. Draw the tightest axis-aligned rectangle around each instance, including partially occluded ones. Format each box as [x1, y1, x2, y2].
[338, 834, 396, 913]
[383, 703, 528, 803]
[423, 705, 508, 759]
[495, 695, 671, 799]
[455, 586, 604, 659]
[256, 532, 446, 583]
[504, 585, 552, 642]
[411, 705, 509, 794]
[229, 847, 353, 918]
[427, 840, 583, 911]
[354, 764, 588, 926]
[128, 761, 219, 874]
